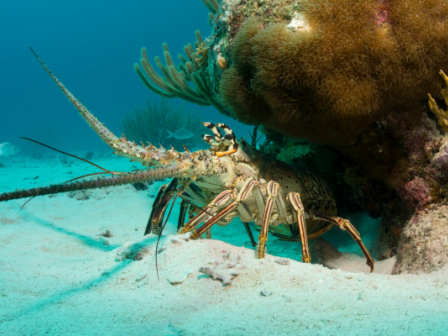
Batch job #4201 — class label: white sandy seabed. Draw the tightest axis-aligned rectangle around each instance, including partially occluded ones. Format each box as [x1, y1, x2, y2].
[0, 153, 448, 336]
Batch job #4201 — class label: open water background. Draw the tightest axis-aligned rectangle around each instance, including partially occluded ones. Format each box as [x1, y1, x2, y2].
[0, 0, 252, 154]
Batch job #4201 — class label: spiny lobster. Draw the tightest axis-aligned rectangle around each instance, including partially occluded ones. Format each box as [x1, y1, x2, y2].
[0, 48, 374, 272]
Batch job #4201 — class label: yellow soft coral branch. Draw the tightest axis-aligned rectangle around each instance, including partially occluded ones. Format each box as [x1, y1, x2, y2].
[195, 43, 209, 68]
[428, 70, 448, 132]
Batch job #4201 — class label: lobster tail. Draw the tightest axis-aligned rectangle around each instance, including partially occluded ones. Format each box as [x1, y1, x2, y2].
[0, 165, 186, 203]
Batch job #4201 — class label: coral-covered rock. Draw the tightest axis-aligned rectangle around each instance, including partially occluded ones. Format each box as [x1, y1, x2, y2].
[398, 177, 432, 210]
[394, 204, 448, 274]
[207, 0, 448, 145]
[139, 0, 448, 274]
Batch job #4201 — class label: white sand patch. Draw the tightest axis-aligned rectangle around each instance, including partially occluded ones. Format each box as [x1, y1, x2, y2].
[1, 155, 448, 335]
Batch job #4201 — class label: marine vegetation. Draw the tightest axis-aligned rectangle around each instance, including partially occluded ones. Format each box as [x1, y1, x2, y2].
[119, 99, 203, 151]
[134, 31, 232, 117]
[135, 0, 448, 274]
[0, 48, 375, 272]
[138, 0, 448, 145]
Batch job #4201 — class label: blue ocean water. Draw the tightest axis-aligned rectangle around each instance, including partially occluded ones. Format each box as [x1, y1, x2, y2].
[2, 2, 448, 335]
[0, 0, 251, 154]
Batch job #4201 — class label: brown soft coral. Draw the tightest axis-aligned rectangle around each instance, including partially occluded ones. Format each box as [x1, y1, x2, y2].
[220, 0, 448, 145]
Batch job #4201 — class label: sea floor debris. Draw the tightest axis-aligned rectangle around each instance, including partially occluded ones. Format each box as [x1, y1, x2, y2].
[199, 251, 242, 285]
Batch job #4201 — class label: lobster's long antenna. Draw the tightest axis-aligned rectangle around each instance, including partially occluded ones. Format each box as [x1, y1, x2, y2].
[20, 196, 36, 211]
[18, 137, 125, 209]
[20, 137, 114, 173]
[155, 194, 179, 280]
[177, 196, 214, 217]
[63, 172, 121, 184]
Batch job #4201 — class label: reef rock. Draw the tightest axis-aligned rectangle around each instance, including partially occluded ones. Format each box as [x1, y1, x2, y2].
[137, 0, 448, 274]
[211, 0, 448, 145]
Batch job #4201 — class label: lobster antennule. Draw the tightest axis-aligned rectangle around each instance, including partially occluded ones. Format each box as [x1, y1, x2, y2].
[29, 46, 184, 167]
[0, 164, 187, 203]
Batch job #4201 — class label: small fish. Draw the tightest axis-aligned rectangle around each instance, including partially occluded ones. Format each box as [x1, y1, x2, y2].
[166, 128, 194, 140]
[0, 142, 20, 157]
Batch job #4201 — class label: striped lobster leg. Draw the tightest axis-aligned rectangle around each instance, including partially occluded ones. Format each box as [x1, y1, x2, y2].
[287, 192, 311, 263]
[307, 210, 375, 272]
[178, 189, 236, 235]
[257, 181, 279, 259]
[184, 178, 258, 239]
[177, 199, 190, 231]
[144, 178, 178, 235]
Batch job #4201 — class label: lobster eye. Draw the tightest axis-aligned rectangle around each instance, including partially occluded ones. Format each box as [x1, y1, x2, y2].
[224, 134, 233, 140]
